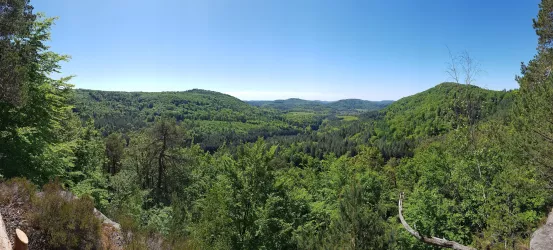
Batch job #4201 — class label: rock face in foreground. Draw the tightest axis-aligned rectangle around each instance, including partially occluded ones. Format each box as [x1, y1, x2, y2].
[0, 212, 12, 249]
[531, 209, 553, 250]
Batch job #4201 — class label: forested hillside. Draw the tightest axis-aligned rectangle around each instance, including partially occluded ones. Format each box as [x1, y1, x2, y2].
[248, 98, 327, 111]
[247, 98, 391, 113]
[72, 90, 392, 151]
[74, 89, 283, 131]
[2, 0, 553, 249]
[265, 83, 515, 164]
[73, 89, 299, 151]
[328, 99, 393, 112]
[378, 82, 514, 140]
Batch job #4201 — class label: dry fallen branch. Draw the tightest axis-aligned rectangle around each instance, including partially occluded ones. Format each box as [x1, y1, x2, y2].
[398, 192, 476, 250]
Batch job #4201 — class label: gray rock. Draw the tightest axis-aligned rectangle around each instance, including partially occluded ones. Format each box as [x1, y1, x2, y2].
[530, 209, 553, 250]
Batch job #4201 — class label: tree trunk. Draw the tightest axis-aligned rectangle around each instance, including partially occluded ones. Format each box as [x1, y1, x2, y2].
[14, 228, 28, 250]
[110, 159, 115, 175]
[157, 132, 167, 198]
[398, 192, 476, 250]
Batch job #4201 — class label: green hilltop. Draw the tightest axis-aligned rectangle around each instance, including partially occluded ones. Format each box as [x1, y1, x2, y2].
[381, 82, 514, 140]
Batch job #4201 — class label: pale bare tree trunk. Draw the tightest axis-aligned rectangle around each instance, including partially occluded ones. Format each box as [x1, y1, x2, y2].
[398, 192, 476, 250]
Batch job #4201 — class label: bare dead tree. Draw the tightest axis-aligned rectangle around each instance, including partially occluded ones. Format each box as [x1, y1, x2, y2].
[398, 49, 486, 250]
[460, 50, 482, 86]
[445, 47, 484, 137]
[446, 46, 483, 86]
[446, 45, 461, 84]
[398, 192, 476, 250]
[446, 48, 490, 208]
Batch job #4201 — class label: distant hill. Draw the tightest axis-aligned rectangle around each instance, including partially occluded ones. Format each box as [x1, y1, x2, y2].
[72, 84, 514, 151]
[381, 82, 514, 140]
[247, 98, 392, 113]
[248, 98, 327, 111]
[309, 82, 516, 159]
[73, 89, 259, 129]
[327, 99, 393, 111]
[72, 89, 299, 150]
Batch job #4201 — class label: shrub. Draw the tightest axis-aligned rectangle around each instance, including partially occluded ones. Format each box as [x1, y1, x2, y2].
[0, 177, 36, 206]
[31, 181, 101, 249]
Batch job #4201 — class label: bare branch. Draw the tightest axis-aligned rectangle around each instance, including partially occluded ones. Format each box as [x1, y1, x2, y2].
[459, 50, 483, 86]
[446, 45, 460, 84]
[398, 192, 476, 250]
[445, 47, 483, 86]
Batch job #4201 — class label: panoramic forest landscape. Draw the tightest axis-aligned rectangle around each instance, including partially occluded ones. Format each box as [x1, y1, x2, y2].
[3, 0, 553, 249]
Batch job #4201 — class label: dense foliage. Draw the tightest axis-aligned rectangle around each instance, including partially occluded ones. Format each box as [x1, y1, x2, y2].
[73, 89, 301, 151]
[2, 0, 553, 249]
[382, 82, 513, 140]
[248, 98, 391, 113]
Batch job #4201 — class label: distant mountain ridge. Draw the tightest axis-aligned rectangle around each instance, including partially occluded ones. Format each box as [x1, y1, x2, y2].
[247, 98, 393, 112]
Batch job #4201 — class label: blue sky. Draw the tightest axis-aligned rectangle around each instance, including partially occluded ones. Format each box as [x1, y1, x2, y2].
[35, 0, 540, 101]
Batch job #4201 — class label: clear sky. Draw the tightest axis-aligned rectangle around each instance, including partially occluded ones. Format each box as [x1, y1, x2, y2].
[35, 0, 540, 101]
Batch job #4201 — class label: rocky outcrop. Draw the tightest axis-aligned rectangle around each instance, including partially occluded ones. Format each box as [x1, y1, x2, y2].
[2, 190, 124, 249]
[94, 208, 121, 230]
[530, 209, 553, 250]
[0, 212, 12, 250]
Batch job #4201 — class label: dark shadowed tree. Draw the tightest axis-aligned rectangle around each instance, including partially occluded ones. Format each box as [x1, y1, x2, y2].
[150, 118, 184, 204]
[105, 133, 124, 175]
[0, 0, 36, 105]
